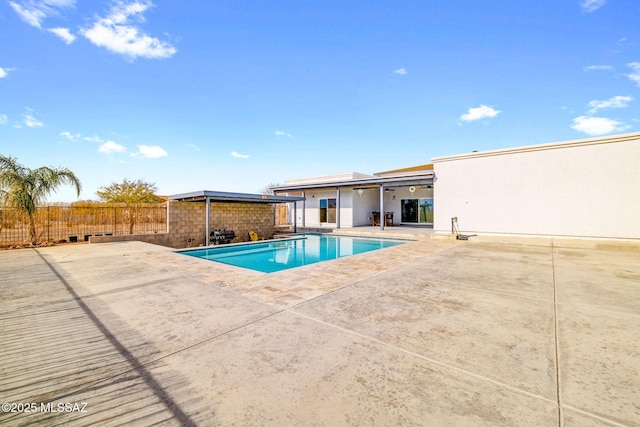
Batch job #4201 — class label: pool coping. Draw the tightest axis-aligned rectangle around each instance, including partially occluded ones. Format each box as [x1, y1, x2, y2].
[176, 233, 416, 274]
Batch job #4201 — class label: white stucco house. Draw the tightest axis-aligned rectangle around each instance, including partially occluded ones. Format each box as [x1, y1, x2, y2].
[271, 164, 435, 229]
[273, 131, 640, 240]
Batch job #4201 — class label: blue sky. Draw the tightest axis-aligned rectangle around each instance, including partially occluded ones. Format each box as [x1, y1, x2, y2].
[1, 0, 639, 202]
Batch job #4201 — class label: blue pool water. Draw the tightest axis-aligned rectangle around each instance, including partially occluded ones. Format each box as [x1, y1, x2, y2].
[180, 234, 409, 273]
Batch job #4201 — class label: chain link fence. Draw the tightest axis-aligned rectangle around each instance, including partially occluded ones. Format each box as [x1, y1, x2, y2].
[0, 203, 167, 247]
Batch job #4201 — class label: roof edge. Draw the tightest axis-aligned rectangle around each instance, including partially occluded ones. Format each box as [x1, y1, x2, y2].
[432, 131, 640, 163]
[169, 190, 304, 203]
[271, 173, 434, 191]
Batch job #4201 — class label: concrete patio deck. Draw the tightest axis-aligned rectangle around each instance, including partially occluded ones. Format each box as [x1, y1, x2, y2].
[1, 237, 638, 426]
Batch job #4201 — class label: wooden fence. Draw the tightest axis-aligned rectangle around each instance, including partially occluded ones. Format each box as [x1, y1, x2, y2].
[275, 203, 289, 225]
[0, 203, 167, 246]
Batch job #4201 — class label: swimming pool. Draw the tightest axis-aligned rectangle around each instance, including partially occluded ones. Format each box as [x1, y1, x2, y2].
[179, 234, 409, 273]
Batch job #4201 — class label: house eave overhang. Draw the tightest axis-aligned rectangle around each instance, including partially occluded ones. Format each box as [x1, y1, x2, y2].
[270, 173, 434, 192]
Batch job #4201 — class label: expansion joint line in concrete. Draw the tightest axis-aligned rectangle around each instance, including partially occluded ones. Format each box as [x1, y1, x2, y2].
[19, 247, 386, 420]
[117, 270, 381, 368]
[33, 249, 198, 427]
[548, 247, 630, 427]
[551, 242, 563, 427]
[290, 310, 557, 405]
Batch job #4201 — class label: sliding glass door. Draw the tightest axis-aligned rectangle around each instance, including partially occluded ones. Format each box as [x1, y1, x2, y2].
[401, 199, 418, 222]
[419, 198, 434, 223]
[319, 198, 337, 223]
[401, 198, 433, 224]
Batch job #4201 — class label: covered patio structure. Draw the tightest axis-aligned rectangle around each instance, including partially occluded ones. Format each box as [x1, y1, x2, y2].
[169, 190, 305, 246]
[271, 165, 434, 231]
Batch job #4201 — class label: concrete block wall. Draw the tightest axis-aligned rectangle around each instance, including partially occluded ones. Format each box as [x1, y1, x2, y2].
[208, 202, 275, 246]
[91, 200, 276, 248]
[169, 201, 206, 248]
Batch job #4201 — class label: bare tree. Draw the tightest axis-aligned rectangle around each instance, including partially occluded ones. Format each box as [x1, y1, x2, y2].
[262, 182, 281, 195]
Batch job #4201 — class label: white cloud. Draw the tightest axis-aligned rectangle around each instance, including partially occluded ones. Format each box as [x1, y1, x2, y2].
[48, 27, 76, 44]
[394, 68, 408, 75]
[459, 105, 501, 122]
[9, 0, 75, 28]
[581, 0, 605, 13]
[186, 143, 200, 151]
[136, 144, 168, 158]
[230, 151, 250, 159]
[583, 65, 613, 71]
[626, 62, 640, 87]
[0, 67, 14, 78]
[0, 114, 8, 125]
[60, 131, 81, 140]
[275, 130, 292, 138]
[83, 135, 104, 143]
[99, 140, 127, 154]
[9, 1, 47, 27]
[569, 95, 632, 135]
[571, 116, 629, 136]
[24, 109, 44, 128]
[587, 96, 633, 114]
[80, 1, 176, 60]
[43, 0, 76, 6]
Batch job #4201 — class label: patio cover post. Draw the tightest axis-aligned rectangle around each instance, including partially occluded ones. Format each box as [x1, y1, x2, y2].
[379, 184, 385, 231]
[205, 196, 210, 246]
[293, 201, 297, 233]
[301, 191, 305, 227]
[336, 187, 341, 228]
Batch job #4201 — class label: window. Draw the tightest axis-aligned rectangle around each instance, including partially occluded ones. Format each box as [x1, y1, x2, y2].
[319, 198, 336, 223]
[419, 198, 434, 223]
[401, 198, 433, 224]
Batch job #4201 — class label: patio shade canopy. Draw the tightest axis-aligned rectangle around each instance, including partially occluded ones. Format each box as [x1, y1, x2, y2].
[169, 190, 305, 204]
[169, 190, 305, 245]
[269, 173, 434, 192]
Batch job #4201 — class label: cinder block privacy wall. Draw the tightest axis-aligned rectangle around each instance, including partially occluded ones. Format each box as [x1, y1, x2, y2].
[92, 200, 276, 248]
[178, 201, 276, 248]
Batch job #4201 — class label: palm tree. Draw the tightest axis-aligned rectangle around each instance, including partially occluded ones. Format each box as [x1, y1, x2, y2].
[0, 155, 82, 244]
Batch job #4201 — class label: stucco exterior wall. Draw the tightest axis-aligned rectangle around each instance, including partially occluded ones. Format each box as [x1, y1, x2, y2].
[290, 186, 436, 228]
[353, 188, 379, 226]
[338, 190, 354, 227]
[432, 133, 640, 239]
[92, 200, 276, 248]
[301, 189, 343, 227]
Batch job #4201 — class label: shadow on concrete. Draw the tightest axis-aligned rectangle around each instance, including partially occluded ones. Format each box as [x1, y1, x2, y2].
[33, 249, 197, 427]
